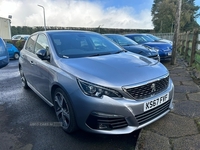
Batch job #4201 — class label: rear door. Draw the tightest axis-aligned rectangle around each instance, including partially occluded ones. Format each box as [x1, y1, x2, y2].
[21, 34, 38, 88]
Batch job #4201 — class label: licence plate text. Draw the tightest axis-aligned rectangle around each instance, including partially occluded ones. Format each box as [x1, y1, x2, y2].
[144, 93, 169, 112]
[168, 52, 172, 56]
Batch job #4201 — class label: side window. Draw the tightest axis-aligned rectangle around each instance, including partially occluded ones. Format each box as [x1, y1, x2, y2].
[134, 36, 144, 43]
[35, 34, 49, 55]
[106, 36, 117, 43]
[25, 35, 37, 53]
[116, 37, 127, 45]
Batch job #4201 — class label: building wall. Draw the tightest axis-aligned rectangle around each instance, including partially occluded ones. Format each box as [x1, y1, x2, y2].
[0, 17, 11, 40]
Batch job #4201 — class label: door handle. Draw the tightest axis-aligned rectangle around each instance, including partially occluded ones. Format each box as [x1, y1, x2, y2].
[21, 54, 26, 59]
[30, 61, 34, 65]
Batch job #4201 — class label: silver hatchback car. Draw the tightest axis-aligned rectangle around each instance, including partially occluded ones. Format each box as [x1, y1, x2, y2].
[19, 30, 174, 134]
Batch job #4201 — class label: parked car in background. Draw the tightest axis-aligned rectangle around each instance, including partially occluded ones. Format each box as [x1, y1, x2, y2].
[104, 34, 159, 61]
[19, 30, 174, 134]
[125, 34, 172, 60]
[6, 43, 20, 59]
[0, 37, 9, 68]
[144, 34, 173, 45]
[12, 34, 30, 41]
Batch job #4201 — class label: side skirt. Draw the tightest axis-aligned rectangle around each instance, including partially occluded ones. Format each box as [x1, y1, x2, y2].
[27, 82, 54, 107]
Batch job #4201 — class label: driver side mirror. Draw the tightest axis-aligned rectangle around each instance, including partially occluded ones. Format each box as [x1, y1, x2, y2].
[36, 49, 50, 60]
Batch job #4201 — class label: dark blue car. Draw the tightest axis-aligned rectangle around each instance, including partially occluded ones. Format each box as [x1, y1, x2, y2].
[104, 34, 159, 61]
[0, 37, 9, 68]
[125, 34, 172, 60]
[6, 43, 20, 59]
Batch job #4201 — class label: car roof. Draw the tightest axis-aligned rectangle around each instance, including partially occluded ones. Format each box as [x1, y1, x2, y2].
[125, 33, 145, 36]
[104, 34, 122, 35]
[40, 30, 94, 34]
[30, 30, 97, 36]
[103, 34, 126, 37]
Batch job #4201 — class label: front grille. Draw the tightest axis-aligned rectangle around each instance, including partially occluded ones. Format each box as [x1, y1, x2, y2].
[86, 113, 128, 130]
[125, 76, 169, 100]
[135, 100, 170, 125]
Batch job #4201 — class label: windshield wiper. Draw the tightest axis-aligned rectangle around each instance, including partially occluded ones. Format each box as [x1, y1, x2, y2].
[63, 55, 69, 58]
[88, 52, 111, 57]
[121, 44, 134, 46]
[114, 50, 127, 54]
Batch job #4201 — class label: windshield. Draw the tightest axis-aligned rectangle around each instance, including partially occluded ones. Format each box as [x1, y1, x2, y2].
[49, 32, 123, 58]
[105, 35, 138, 46]
[131, 35, 155, 44]
[146, 34, 161, 41]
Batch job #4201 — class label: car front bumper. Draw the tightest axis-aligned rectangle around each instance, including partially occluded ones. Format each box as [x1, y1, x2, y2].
[159, 49, 172, 60]
[70, 79, 174, 134]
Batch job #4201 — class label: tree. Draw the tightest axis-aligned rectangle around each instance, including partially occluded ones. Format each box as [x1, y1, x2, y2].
[151, 0, 200, 32]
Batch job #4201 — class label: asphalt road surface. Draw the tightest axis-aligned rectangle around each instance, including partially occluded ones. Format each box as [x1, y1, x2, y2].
[0, 60, 140, 150]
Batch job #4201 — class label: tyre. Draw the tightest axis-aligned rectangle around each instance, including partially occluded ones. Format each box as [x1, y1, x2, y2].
[19, 67, 29, 89]
[14, 53, 19, 60]
[53, 88, 77, 133]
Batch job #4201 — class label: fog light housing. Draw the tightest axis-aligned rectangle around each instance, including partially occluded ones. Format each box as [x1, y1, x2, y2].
[86, 112, 128, 130]
[98, 123, 110, 130]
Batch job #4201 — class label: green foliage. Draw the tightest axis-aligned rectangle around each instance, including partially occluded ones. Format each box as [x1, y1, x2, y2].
[11, 26, 154, 35]
[15, 40, 25, 50]
[11, 26, 45, 36]
[151, 0, 200, 32]
[6, 40, 25, 51]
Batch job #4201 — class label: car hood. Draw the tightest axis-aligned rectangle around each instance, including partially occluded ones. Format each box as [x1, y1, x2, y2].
[58, 52, 168, 87]
[159, 39, 173, 45]
[142, 42, 172, 50]
[122, 44, 156, 56]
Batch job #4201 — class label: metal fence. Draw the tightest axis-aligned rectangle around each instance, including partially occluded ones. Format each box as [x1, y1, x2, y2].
[153, 33, 174, 41]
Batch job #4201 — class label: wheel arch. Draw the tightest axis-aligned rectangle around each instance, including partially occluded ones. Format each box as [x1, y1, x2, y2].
[51, 83, 79, 131]
[51, 83, 72, 106]
[15, 52, 20, 54]
[19, 63, 21, 69]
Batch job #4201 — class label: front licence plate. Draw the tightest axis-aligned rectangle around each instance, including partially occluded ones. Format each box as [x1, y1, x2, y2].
[144, 93, 169, 112]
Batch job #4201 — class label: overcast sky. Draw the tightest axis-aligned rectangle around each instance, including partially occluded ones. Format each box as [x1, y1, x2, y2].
[0, 0, 199, 29]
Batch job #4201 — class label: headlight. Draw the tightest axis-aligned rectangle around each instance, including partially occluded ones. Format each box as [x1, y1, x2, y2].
[144, 45, 159, 52]
[150, 47, 159, 52]
[77, 79, 123, 98]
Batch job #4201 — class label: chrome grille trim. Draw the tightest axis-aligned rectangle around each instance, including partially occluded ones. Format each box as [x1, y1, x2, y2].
[123, 75, 169, 100]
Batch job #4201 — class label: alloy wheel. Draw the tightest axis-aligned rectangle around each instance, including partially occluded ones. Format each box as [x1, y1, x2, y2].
[19, 68, 29, 89]
[53, 88, 77, 133]
[14, 53, 19, 59]
[54, 91, 70, 129]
